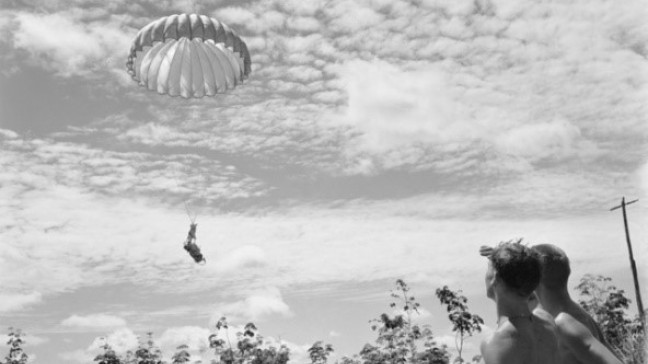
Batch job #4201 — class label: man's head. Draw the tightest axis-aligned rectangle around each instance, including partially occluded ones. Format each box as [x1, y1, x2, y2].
[532, 243, 571, 290]
[485, 241, 542, 299]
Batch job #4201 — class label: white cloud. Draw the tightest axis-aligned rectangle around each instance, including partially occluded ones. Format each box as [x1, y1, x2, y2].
[638, 161, 648, 198]
[335, 59, 465, 153]
[275, 0, 325, 16]
[243, 290, 293, 319]
[61, 314, 127, 329]
[12, 12, 131, 77]
[326, 1, 385, 33]
[0, 129, 19, 139]
[214, 245, 268, 273]
[212, 286, 293, 322]
[121, 122, 185, 146]
[24, 334, 50, 347]
[59, 349, 93, 364]
[286, 16, 320, 33]
[285, 65, 323, 83]
[213, 7, 256, 27]
[280, 33, 328, 55]
[158, 326, 211, 353]
[0, 292, 42, 312]
[494, 119, 585, 161]
[88, 328, 139, 356]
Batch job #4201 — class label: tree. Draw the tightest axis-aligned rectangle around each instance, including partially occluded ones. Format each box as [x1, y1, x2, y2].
[308, 341, 333, 364]
[209, 317, 290, 364]
[576, 274, 646, 364]
[171, 344, 191, 364]
[93, 332, 167, 364]
[249, 343, 290, 364]
[94, 340, 123, 364]
[435, 286, 484, 363]
[357, 279, 450, 364]
[3, 327, 28, 364]
[134, 332, 165, 364]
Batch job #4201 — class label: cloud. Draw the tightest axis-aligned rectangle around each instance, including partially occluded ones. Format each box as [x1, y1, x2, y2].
[243, 289, 293, 319]
[0, 128, 19, 139]
[61, 314, 127, 329]
[158, 326, 211, 353]
[0, 292, 42, 313]
[88, 328, 139, 356]
[335, 59, 463, 153]
[60, 328, 140, 363]
[494, 119, 585, 161]
[211, 286, 293, 323]
[638, 161, 648, 196]
[59, 349, 93, 364]
[325, 1, 385, 33]
[213, 7, 257, 27]
[60, 327, 139, 363]
[11, 11, 132, 77]
[286, 16, 320, 33]
[214, 245, 268, 272]
[23, 334, 50, 347]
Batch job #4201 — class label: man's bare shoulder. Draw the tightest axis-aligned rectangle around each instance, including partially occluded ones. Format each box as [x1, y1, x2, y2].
[554, 312, 592, 340]
[554, 312, 623, 364]
[533, 308, 556, 328]
[481, 322, 527, 364]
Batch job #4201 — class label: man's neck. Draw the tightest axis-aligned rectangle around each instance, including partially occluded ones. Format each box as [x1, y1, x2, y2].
[537, 285, 572, 316]
[495, 294, 533, 322]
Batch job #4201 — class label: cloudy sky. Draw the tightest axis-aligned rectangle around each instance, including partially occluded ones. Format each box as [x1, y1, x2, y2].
[0, 0, 647, 362]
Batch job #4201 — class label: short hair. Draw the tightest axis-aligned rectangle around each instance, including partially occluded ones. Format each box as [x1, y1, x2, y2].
[489, 241, 542, 297]
[532, 244, 571, 289]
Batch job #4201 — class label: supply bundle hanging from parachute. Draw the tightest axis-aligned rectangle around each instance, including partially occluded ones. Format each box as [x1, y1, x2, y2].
[126, 14, 252, 263]
[183, 223, 206, 264]
[182, 200, 205, 264]
[126, 13, 251, 98]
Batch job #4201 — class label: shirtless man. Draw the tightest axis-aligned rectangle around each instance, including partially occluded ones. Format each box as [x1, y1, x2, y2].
[481, 245, 556, 329]
[480, 242, 559, 364]
[532, 244, 622, 364]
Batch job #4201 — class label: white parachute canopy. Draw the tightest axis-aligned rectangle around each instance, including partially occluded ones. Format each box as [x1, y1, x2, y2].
[126, 13, 251, 98]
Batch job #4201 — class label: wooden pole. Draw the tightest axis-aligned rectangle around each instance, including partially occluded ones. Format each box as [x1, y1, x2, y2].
[610, 197, 645, 329]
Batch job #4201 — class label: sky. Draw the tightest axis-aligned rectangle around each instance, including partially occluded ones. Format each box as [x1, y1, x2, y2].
[0, 0, 647, 363]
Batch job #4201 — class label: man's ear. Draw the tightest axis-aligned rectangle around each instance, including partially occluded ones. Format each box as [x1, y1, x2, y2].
[489, 271, 499, 287]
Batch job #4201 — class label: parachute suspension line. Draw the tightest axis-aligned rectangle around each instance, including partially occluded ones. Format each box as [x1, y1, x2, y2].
[172, 165, 198, 223]
[184, 200, 198, 224]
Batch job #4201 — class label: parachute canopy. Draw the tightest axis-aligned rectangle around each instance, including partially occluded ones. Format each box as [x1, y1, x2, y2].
[126, 14, 251, 98]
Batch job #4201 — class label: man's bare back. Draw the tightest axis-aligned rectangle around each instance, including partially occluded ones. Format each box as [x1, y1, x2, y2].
[482, 314, 558, 364]
[551, 303, 621, 364]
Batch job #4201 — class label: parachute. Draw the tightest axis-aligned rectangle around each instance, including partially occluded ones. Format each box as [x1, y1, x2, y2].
[126, 13, 251, 98]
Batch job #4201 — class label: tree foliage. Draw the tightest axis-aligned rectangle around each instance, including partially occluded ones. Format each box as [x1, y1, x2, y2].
[435, 286, 484, 363]
[93, 333, 168, 364]
[133, 332, 165, 364]
[308, 341, 333, 364]
[3, 328, 28, 364]
[171, 344, 191, 364]
[352, 279, 451, 364]
[209, 317, 290, 364]
[94, 340, 123, 364]
[9, 270, 648, 364]
[576, 274, 646, 364]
